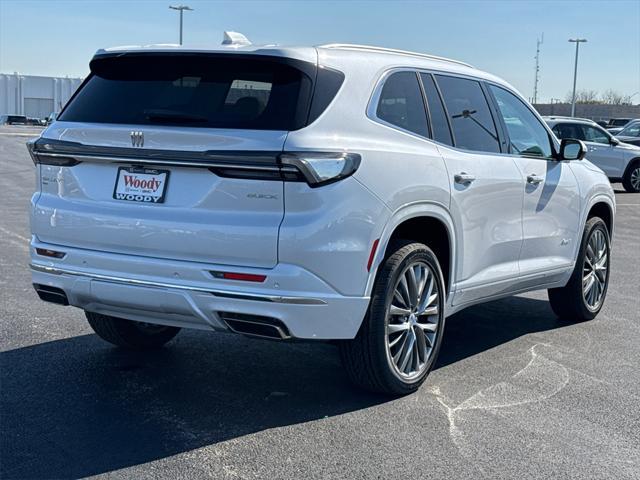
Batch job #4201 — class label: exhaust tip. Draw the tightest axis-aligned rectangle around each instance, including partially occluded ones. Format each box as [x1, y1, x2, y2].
[219, 312, 291, 340]
[33, 284, 69, 306]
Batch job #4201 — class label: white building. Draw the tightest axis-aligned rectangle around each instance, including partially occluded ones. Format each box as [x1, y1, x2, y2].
[0, 73, 83, 119]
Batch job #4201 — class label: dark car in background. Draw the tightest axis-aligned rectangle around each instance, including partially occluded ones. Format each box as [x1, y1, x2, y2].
[0, 114, 29, 125]
[606, 118, 633, 135]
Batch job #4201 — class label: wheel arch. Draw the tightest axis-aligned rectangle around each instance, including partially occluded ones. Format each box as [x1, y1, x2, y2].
[623, 156, 640, 178]
[582, 195, 616, 239]
[366, 203, 456, 300]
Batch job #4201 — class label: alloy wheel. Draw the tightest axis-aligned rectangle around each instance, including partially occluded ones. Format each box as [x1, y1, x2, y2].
[582, 228, 608, 310]
[631, 166, 640, 191]
[386, 261, 441, 380]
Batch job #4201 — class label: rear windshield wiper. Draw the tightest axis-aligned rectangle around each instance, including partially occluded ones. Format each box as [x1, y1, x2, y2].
[144, 109, 208, 123]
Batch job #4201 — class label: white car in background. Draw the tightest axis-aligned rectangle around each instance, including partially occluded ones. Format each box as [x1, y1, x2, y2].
[545, 116, 640, 192]
[28, 39, 615, 395]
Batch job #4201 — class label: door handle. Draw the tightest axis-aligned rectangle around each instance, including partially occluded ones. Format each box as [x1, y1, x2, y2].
[527, 173, 544, 185]
[588, 147, 597, 152]
[454, 172, 476, 184]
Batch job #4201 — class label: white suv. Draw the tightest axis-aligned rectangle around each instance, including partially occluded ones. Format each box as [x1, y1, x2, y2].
[29, 41, 615, 395]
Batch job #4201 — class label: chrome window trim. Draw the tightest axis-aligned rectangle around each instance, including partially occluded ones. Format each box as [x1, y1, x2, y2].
[30, 263, 327, 305]
[367, 67, 562, 160]
[366, 67, 433, 142]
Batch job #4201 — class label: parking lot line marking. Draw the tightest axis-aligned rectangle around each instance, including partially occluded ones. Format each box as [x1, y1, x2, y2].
[0, 132, 41, 137]
[0, 226, 30, 243]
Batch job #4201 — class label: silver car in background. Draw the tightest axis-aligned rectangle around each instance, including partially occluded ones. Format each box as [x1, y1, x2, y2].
[615, 119, 640, 147]
[545, 116, 640, 192]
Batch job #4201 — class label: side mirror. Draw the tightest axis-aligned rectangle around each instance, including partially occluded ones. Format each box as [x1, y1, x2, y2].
[560, 138, 586, 161]
[610, 137, 620, 146]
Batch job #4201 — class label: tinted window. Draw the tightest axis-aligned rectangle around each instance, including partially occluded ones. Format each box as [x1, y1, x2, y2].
[60, 55, 312, 130]
[435, 75, 500, 153]
[552, 123, 584, 140]
[610, 119, 629, 127]
[489, 85, 552, 158]
[581, 125, 610, 144]
[376, 71, 428, 137]
[420, 73, 453, 146]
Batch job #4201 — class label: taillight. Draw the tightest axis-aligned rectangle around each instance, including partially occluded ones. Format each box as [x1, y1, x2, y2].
[279, 152, 361, 187]
[27, 138, 80, 167]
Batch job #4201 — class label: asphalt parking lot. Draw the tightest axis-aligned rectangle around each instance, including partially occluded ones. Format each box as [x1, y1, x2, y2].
[1, 125, 638, 479]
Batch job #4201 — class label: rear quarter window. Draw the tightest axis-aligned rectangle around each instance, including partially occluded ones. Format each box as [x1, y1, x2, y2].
[375, 71, 428, 137]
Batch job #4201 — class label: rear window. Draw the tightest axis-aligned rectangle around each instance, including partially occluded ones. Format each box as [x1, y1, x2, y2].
[59, 54, 314, 130]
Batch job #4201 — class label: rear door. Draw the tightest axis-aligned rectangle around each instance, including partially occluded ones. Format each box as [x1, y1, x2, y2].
[31, 53, 314, 268]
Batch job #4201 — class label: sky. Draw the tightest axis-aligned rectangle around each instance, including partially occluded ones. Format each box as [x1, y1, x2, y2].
[1, 0, 639, 103]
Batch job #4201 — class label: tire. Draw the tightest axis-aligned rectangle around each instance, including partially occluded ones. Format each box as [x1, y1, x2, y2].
[85, 311, 180, 349]
[339, 241, 446, 395]
[548, 217, 610, 321]
[622, 160, 640, 193]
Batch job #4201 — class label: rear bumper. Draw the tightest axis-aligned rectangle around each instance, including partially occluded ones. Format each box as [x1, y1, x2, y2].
[30, 239, 369, 340]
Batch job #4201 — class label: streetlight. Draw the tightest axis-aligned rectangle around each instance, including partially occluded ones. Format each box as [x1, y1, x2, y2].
[169, 5, 193, 45]
[568, 38, 587, 117]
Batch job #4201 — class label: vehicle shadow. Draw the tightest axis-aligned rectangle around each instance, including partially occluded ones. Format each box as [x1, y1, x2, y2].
[1, 295, 569, 479]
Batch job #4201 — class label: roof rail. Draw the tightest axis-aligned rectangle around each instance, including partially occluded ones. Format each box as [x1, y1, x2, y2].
[318, 43, 473, 68]
[543, 115, 594, 122]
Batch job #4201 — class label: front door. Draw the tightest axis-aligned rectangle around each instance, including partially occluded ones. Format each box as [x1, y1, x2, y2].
[579, 124, 624, 178]
[487, 85, 581, 278]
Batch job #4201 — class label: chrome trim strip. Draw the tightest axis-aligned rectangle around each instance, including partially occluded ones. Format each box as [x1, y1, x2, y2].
[35, 152, 300, 172]
[29, 263, 327, 305]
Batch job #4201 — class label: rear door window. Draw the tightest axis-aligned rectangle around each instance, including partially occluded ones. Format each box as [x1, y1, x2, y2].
[376, 71, 428, 137]
[420, 73, 453, 146]
[581, 125, 610, 144]
[552, 123, 585, 140]
[59, 54, 313, 130]
[435, 75, 501, 153]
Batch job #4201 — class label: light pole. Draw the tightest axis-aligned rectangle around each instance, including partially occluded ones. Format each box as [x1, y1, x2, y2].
[169, 5, 193, 45]
[569, 38, 587, 117]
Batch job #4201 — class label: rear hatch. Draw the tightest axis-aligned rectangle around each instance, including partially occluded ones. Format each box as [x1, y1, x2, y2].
[31, 51, 315, 268]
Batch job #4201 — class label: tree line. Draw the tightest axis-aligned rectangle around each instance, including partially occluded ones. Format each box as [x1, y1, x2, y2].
[564, 89, 636, 105]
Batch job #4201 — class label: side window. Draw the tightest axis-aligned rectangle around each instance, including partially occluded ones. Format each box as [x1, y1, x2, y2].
[435, 75, 500, 153]
[376, 71, 428, 137]
[581, 125, 610, 144]
[553, 123, 585, 140]
[420, 73, 453, 146]
[488, 85, 552, 158]
[621, 123, 640, 137]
